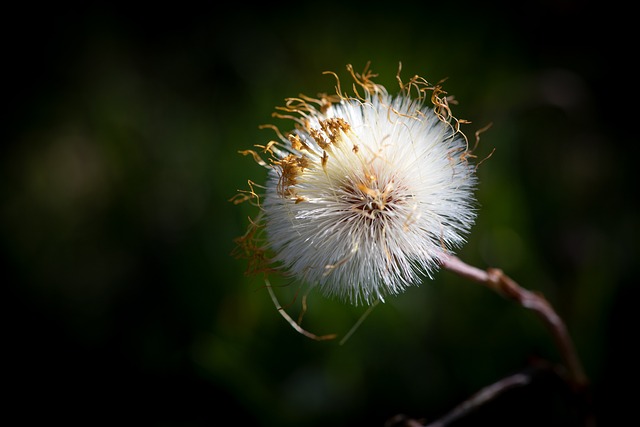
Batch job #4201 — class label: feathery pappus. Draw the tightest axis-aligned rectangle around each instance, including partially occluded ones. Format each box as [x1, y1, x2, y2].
[232, 63, 485, 306]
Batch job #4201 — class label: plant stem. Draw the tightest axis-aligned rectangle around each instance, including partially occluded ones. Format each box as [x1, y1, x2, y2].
[438, 253, 588, 389]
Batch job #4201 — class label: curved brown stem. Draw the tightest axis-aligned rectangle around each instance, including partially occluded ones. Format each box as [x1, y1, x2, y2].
[438, 253, 588, 389]
[422, 368, 532, 427]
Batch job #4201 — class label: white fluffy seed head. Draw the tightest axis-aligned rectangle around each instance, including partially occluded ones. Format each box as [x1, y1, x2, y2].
[234, 64, 479, 305]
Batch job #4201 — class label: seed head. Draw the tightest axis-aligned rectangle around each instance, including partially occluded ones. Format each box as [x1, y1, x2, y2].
[233, 63, 480, 305]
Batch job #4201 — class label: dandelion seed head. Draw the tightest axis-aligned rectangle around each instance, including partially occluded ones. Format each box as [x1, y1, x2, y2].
[234, 63, 480, 305]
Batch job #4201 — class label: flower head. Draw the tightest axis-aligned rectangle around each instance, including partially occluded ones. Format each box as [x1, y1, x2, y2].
[233, 63, 480, 305]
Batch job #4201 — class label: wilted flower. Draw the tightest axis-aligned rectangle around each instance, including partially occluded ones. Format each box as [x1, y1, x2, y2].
[233, 63, 481, 305]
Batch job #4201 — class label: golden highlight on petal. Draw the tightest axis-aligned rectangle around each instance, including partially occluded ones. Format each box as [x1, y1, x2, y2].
[273, 153, 310, 198]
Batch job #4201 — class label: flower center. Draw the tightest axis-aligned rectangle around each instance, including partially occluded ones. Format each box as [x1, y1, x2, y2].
[340, 179, 400, 220]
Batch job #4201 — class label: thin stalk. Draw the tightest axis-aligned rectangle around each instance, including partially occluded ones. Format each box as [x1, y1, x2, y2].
[438, 253, 588, 389]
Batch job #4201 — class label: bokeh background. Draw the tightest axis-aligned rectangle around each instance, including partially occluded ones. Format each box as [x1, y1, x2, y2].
[4, 2, 636, 426]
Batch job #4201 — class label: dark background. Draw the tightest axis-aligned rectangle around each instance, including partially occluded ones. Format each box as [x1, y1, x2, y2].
[3, 2, 636, 426]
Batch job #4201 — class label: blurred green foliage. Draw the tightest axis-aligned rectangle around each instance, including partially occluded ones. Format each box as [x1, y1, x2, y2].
[3, 2, 636, 426]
